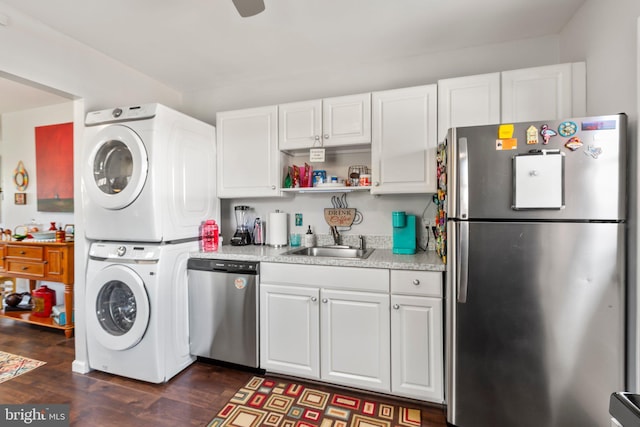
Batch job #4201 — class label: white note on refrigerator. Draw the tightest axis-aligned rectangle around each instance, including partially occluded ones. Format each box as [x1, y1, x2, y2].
[512, 151, 564, 209]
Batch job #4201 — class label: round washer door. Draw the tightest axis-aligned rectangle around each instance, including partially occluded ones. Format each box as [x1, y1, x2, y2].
[84, 124, 148, 210]
[87, 264, 150, 351]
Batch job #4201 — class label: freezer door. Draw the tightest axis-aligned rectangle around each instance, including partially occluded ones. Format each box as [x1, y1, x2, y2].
[446, 221, 625, 427]
[449, 114, 627, 221]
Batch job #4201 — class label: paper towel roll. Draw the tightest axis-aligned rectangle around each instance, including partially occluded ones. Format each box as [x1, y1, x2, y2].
[268, 211, 288, 247]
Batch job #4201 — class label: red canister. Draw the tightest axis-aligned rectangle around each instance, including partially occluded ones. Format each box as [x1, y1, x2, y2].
[32, 285, 57, 318]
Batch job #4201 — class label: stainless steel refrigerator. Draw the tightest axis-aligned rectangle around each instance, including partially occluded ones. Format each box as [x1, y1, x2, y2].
[443, 114, 627, 427]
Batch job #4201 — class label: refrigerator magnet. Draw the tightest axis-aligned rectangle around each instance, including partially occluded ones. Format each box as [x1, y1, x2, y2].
[584, 145, 603, 159]
[558, 121, 578, 137]
[496, 138, 517, 150]
[498, 124, 515, 139]
[540, 124, 557, 145]
[564, 136, 583, 151]
[526, 125, 539, 145]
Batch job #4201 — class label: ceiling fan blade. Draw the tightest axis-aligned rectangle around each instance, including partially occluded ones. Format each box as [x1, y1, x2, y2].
[232, 0, 265, 17]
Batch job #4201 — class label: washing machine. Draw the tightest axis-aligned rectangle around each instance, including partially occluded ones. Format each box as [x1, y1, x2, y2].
[83, 103, 218, 242]
[86, 241, 196, 383]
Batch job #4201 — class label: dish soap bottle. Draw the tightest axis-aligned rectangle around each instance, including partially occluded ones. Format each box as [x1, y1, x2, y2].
[304, 225, 315, 247]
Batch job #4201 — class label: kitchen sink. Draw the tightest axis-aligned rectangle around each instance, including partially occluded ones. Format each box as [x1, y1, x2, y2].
[283, 246, 375, 259]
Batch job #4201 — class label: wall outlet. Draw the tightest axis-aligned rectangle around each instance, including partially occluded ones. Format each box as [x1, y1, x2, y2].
[421, 217, 430, 229]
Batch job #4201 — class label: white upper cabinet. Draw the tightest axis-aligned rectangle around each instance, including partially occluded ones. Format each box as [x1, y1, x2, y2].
[438, 62, 586, 142]
[278, 100, 322, 150]
[437, 72, 501, 142]
[501, 62, 586, 123]
[216, 105, 281, 198]
[279, 93, 371, 150]
[371, 85, 438, 194]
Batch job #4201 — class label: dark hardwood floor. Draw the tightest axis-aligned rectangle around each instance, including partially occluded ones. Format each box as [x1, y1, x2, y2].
[0, 318, 448, 426]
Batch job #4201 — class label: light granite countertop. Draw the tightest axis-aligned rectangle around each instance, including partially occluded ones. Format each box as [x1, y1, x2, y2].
[190, 244, 445, 271]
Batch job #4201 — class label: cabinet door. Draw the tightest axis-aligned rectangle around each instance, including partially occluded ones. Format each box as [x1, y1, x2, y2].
[501, 62, 586, 123]
[260, 284, 320, 379]
[279, 99, 322, 150]
[437, 72, 501, 142]
[391, 294, 443, 402]
[216, 106, 280, 198]
[371, 85, 437, 194]
[322, 93, 371, 147]
[44, 246, 72, 283]
[320, 289, 390, 392]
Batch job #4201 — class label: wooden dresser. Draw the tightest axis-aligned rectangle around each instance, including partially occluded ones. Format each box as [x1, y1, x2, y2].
[0, 241, 74, 337]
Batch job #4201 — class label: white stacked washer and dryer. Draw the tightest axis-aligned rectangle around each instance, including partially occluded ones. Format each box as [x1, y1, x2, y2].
[82, 104, 218, 383]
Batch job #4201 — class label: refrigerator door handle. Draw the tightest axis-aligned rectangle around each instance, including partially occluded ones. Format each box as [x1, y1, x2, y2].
[458, 137, 469, 219]
[457, 221, 469, 303]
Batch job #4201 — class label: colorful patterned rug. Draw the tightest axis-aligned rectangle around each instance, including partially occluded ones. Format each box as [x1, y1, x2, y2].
[209, 376, 421, 427]
[0, 351, 46, 384]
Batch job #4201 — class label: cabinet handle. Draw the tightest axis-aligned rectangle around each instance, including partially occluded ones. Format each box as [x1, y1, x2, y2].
[323, 134, 329, 139]
[310, 297, 317, 302]
[374, 182, 380, 187]
[322, 298, 328, 303]
[314, 135, 320, 141]
[21, 266, 28, 271]
[271, 185, 276, 190]
[413, 279, 420, 286]
[393, 304, 400, 310]
[20, 251, 25, 255]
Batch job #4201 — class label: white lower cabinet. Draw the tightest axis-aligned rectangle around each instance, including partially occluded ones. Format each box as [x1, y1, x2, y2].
[391, 294, 443, 402]
[321, 289, 390, 392]
[259, 263, 444, 403]
[260, 284, 320, 379]
[390, 270, 444, 403]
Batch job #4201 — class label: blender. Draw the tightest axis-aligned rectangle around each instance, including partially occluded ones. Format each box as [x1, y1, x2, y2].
[231, 205, 252, 246]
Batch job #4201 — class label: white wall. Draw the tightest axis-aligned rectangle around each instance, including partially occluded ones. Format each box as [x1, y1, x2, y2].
[559, 0, 640, 392]
[1, 103, 74, 231]
[0, 102, 75, 304]
[183, 35, 562, 123]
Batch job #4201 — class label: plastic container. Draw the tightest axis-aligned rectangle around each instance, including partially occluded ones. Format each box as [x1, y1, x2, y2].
[32, 285, 56, 318]
[200, 219, 219, 252]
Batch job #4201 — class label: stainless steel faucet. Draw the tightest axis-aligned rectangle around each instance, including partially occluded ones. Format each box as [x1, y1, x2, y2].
[359, 235, 365, 250]
[330, 226, 341, 246]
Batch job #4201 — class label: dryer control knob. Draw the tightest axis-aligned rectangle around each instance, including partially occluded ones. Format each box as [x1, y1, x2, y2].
[112, 108, 123, 118]
[117, 246, 126, 257]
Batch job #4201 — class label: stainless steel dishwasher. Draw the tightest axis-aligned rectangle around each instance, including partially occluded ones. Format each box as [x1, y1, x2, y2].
[187, 258, 259, 368]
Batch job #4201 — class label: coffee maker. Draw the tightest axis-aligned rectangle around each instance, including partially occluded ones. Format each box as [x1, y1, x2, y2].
[392, 211, 416, 254]
[231, 205, 252, 246]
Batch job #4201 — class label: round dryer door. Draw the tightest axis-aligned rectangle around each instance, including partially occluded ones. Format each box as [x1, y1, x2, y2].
[84, 124, 148, 210]
[87, 264, 150, 351]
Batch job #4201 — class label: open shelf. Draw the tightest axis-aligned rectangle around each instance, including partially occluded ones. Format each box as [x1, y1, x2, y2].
[0, 309, 72, 333]
[281, 186, 371, 194]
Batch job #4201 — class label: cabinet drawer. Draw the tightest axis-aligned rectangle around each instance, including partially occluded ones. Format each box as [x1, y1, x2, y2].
[262, 262, 389, 293]
[6, 261, 45, 277]
[7, 245, 44, 261]
[391, 270, 442, 297]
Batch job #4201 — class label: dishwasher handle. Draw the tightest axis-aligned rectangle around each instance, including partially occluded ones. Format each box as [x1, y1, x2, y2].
[187, 258, 259, 275]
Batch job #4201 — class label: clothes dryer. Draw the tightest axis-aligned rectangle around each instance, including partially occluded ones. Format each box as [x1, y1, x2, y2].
[83, 104, 218, 242]
[85, 241, 196, 383]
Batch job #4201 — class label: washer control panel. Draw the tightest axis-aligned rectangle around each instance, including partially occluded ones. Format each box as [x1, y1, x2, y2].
[89, 242, 161, 262]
